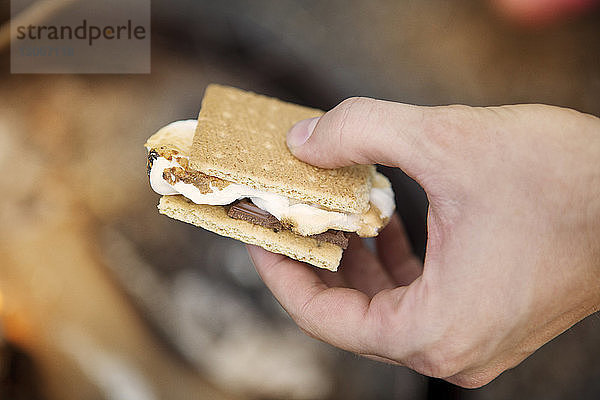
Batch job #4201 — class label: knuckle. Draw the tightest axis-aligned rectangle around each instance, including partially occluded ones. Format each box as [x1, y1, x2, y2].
[296, 321, 318, 339]
[447, 370, 498, 389]
[331, 96, 374, 162]
[335, 97, 365, 132]
[420, 105, 475, 150]
[292, 312, 318, 339]
[337, 96, 369, 112]
[418, 104, 494, 197]
[413, 346, 466, 379]
[404, 328, 472, 379]
[423, 104, 501, 158]
[289, 290, 322, 338]
[334, 96, 372, 128]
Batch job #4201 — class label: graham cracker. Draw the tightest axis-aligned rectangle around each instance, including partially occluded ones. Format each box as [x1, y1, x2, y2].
[190, 84, 374, 214]
[158, 195, 343, 271]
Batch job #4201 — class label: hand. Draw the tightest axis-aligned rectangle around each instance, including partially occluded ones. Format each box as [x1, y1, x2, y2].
[247, 98, 600, 387]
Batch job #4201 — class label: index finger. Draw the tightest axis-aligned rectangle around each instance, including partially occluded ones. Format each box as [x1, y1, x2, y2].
[246, 245, 382, 355]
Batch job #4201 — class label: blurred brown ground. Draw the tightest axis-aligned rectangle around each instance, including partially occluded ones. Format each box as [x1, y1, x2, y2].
[0, 0, 599, 399]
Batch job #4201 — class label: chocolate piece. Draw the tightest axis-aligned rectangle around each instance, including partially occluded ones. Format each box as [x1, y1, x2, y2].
[227, 200, 349, 249]
[311, 230, 349, 249]
[227, 200, 283, 231]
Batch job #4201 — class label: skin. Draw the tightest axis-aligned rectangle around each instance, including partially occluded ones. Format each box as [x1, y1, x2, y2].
[246, 98, 600, 387]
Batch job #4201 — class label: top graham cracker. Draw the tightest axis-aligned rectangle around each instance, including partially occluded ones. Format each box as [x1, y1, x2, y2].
[190, 84, 374, 214]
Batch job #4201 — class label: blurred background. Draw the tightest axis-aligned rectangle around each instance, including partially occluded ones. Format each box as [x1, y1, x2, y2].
[1, 0, 599, 399]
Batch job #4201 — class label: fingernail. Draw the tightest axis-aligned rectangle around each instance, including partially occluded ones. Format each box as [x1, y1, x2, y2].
[287, 117, 319, 149]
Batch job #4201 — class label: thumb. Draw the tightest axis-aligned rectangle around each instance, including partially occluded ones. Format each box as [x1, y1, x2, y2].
[288, 96, 454, 180]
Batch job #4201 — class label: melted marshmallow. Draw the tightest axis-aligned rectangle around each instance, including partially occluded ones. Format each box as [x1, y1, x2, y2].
[148, 120, 395, 236]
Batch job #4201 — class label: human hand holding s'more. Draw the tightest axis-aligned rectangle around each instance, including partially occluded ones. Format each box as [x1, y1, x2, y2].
[249, 98, 600, 387]
[145, 86, 600, 388]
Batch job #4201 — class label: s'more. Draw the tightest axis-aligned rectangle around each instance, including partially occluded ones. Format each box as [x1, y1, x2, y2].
[145, 84, 396, 271]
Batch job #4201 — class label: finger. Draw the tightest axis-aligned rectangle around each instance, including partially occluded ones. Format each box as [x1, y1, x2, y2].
[246, 244, 382, 354]
[376, 214, 423, 286]
[444, 351, 527, 389]
[338, 235, 395, 297]
[286, 98, 478, 181]
[315, 267, 348, 288]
